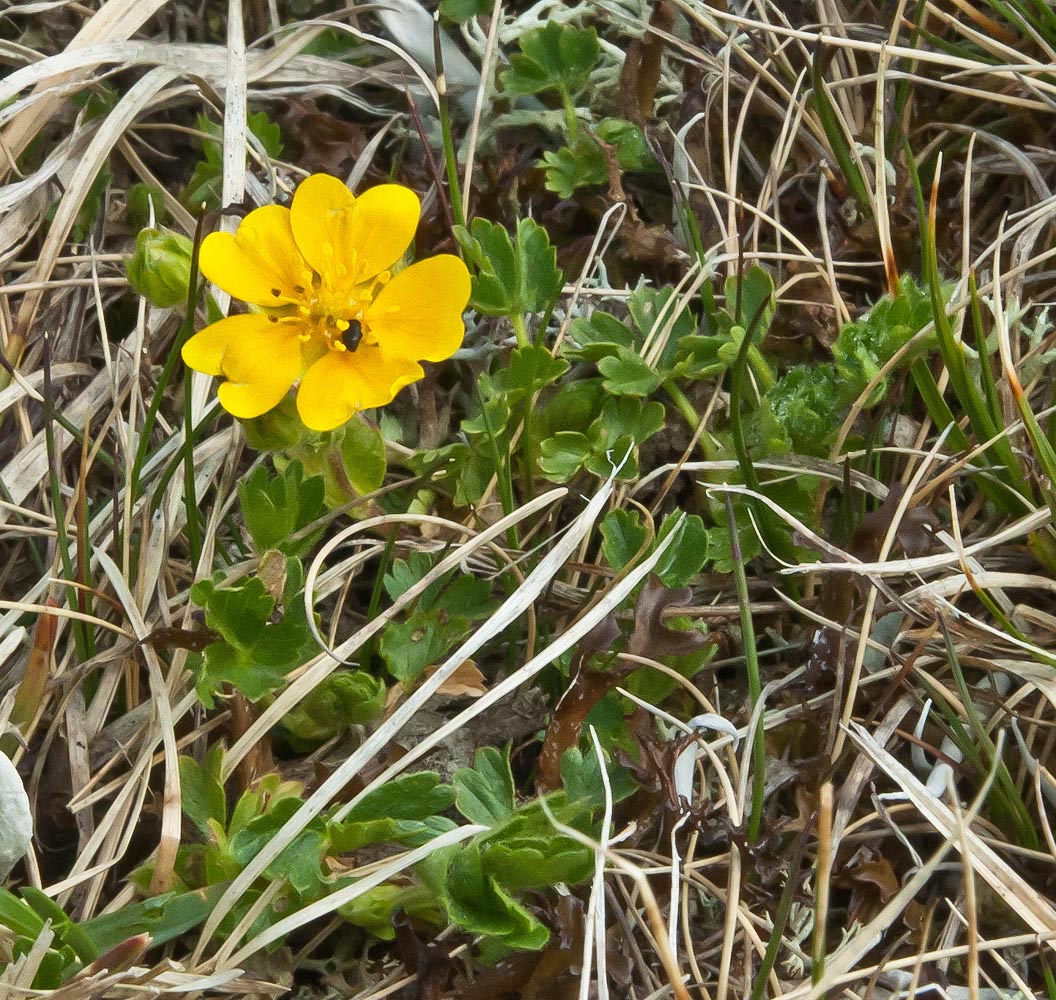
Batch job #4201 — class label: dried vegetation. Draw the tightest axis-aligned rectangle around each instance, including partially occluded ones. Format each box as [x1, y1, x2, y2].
[4, 0, 1056, 998]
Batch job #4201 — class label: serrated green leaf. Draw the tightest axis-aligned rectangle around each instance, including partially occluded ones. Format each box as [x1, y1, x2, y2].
[541, 140, 606, 198]
[453, 746, 515, 825]
[598, 347, 662, 396]
[564, 312, 637, 362]
[280, 670, 385, 748]
[191, 577, 273, 650]
[230, 806, 326, 897]
[584, 436, 639, 479]
[239, 460, 324, 558]
[454, 216, 563, 318]
[490, 344, 569, 397]
[331, 815, 456, 852]
[443, 845, 550, 949]
[560, 746, 637, 806]
[597, 397, 666, 443]
[342, 773, 455, 825]
[501, 21, 599, 98]
[724, 265, 774, 333]
[706, 516, 762, 574]
[190, 562, 315, 704]
[185, 111, 282, 211]
[480, 837, 592, 891]
[379, 609, 458, 682]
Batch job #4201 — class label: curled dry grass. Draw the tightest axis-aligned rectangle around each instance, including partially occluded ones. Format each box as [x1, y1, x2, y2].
[4, 0, 1056, 997]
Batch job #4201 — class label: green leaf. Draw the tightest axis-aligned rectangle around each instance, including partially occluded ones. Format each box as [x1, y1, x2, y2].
[190, 561, 315, 704]
[238, 460, 325, 558]
[628, 284, 697, 371]
[501, 21, 600, 98]
[342, 773, 455, 824]
[440, 0, 492, 21]
[379, 609, 457, 683]
[443, 844, 550, 949]
[706, 514, 762, 574]
[79, 885, 227, 955]
[340, 416, 387, 495]
[653, 513, 709, 587]
[595, 118, 659, 172]
[539, 431, 592, 482]
[724, 265, 774, 333]
[331, 814, 456, 852]
[766, 364, 851, 455]
[191, 577, 274, 652]
[600, 509, 649, 570]
[280, 670, 386, 749]
[597, 396, 666, 444]
[228, 799, 327, 896]
[532, 380, 606, 439]
[184, 111, 282, 211]
[489, 344, 569, 398]
[481, 837, 592, 891]
[453, 746, 515, 825]
[560, 746, 637, 806]
[454, 216, 563, 317]
[564, 312, 637, 362]
[598, 347, 663, 396]
[338, 884, 405, 939]
[541, 140, 607, 198]
[178, 746, 226, 837]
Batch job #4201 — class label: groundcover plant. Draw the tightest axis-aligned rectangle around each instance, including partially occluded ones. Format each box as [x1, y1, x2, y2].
[3, 1, 1056, 998]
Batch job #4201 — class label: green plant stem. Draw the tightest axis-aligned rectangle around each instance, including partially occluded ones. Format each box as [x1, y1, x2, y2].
[476, 383, 520, 552]
[510, 313, 530, 349]
[725, 494, 765, 843]
[183, 365, 202, 570]
[748, 787, 810, 1000]
[559, 88, 579, 141]
[746, 343, 775, 393]
[664, 383, 717, 462]
[359, 531, 399, 676]
[433, 15, 465, 230]
[41, 334, 90, 660]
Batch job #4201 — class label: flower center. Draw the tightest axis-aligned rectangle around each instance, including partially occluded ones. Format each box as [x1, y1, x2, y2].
[298, 260, 388, 354]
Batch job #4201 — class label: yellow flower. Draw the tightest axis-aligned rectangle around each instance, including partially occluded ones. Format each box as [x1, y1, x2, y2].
[181, 174, 471, 431]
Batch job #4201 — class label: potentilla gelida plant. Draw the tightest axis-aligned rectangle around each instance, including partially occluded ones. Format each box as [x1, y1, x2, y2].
[182, 173, 471, 431]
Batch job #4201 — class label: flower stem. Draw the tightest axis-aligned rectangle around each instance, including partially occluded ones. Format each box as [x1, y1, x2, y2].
[510, 313, 530, 349]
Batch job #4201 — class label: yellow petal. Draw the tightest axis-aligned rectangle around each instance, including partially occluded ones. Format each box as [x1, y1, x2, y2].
[182, 312, 275, 376]
[183, 313, 303, 419]
[296, 346, 423, 431]
[290, 175, 420, 284]
[199, 205, 312, 306]
[365, 255, 470, 362]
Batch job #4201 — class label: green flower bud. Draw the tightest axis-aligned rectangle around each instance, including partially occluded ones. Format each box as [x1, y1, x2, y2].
[242, 396, 306, 452]
[126, 227, 193, 308]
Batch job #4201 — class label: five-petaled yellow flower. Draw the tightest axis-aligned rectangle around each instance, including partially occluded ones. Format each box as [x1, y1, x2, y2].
[182, 174, 471, 431]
